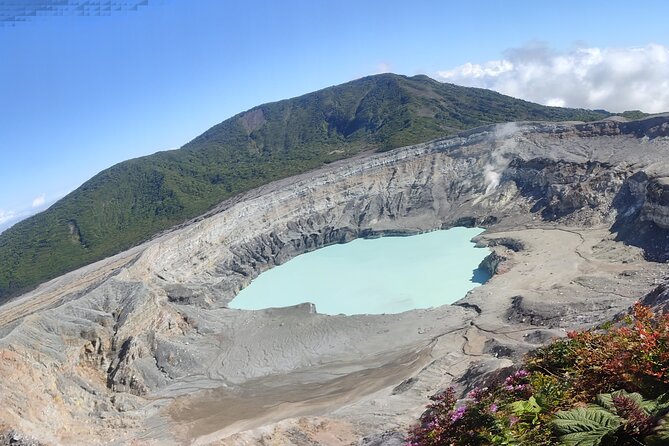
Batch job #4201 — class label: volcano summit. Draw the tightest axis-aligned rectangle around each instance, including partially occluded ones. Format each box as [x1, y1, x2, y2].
[0, 76, 668, 445]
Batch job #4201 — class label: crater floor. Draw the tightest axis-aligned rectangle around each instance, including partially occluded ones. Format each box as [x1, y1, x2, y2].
[1, 117, 669, 445]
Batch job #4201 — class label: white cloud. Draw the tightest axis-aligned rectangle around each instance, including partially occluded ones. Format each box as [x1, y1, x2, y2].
[0, 209, 28, 234]
[375, 62, 393, 74]
[0, 210, 17, 226]
[0, 194, 60, 234]
[436, 43, 669, 113]
[32, 193, 46, 208]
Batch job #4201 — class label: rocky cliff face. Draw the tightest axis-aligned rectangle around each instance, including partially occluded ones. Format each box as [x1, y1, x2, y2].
[642, 178, 669, 229]
[1, 117, 669, 445]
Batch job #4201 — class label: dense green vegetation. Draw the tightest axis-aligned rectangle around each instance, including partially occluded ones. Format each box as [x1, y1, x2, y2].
[0, 73, 610, 302]
[407, 303, 669, 445]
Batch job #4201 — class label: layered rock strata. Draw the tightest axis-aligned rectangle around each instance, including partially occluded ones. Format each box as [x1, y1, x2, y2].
[1, 117, 669, 444]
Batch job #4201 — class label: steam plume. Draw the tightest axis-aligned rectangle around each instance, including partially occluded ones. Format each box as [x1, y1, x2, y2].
[483, 122, 518, 195]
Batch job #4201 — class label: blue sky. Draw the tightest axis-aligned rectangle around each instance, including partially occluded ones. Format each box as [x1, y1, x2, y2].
[1, 0, 668, 231]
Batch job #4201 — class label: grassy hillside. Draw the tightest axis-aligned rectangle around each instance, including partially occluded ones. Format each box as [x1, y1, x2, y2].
[0, 74, 609, 302]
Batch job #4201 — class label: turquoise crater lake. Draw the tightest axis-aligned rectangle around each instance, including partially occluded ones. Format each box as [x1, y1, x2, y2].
[228, 227, 491, 315]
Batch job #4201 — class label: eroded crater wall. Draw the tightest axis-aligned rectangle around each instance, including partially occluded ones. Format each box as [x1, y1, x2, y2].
[1, 117, 669, 444]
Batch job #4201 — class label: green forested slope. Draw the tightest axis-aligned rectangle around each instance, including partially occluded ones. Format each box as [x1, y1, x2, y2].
[0, 73, 609, 302]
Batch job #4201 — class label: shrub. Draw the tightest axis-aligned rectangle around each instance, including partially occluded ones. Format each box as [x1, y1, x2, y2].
[407, 370, 555, 446]
[406, 304, 669, 446]
[528, 302, 669, 399]
[552, 390, 669, 446]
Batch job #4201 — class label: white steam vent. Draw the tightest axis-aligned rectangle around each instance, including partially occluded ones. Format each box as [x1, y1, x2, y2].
[483, 122, 519, 195]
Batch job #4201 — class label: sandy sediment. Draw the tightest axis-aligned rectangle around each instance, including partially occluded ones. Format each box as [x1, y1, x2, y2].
[1, 117, 669, 444]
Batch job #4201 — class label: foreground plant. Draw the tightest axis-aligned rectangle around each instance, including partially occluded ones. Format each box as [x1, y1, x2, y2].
[406, 387, 496, 446]
[406, 303, 669, 446]
[407, 370, 554, 446]
[552, 390, 669, 446]
[528, 302, 669, 400]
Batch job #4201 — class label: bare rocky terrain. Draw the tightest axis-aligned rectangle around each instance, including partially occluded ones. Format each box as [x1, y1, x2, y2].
[1, 116, 669, 445]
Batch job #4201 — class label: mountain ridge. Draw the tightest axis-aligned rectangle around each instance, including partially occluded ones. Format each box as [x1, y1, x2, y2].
[2, 116, 669, 443]
[0, 73, 612, 302]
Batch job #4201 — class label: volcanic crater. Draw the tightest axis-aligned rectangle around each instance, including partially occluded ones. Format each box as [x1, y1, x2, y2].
[2, 117, 669, 445]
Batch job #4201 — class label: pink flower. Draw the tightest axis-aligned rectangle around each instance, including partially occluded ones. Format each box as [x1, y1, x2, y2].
[450, 406, 467, 422]
[505, 369, 530, 386]
[467, 386, 488, 402]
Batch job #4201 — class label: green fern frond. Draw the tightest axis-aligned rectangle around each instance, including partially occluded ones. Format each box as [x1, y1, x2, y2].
[552, 407, 622, 446]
